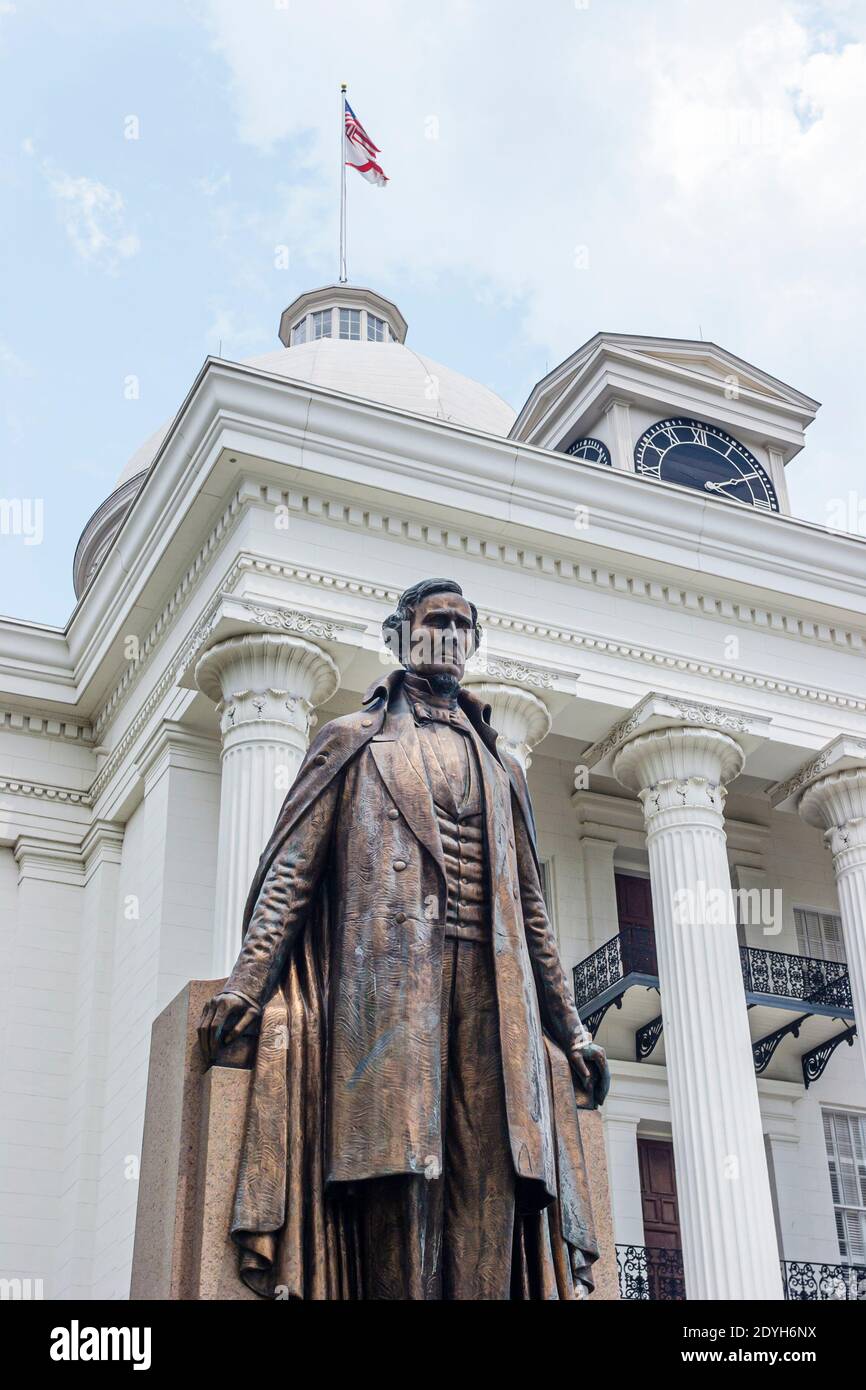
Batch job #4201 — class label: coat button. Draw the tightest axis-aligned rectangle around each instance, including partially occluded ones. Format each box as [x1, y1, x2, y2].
[512, 886, 519, 899]
[393, 860, 407, 872]
[388, 808, 399, 820]
[395, 912, 407, 924]
[362, 719, 372, 728]
[314, 753, 327, 765]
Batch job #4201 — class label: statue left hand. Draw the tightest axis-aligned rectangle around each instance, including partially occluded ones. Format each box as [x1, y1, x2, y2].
[568, 1038, 610, 1107]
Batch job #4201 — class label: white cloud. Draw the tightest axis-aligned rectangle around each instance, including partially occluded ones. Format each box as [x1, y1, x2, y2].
[46, 169, 140, 269]
[196, 171, 232, 197]
[199, 0, 866, 528]
[25, 139, 141, 272]
[200, 1, 864, 340]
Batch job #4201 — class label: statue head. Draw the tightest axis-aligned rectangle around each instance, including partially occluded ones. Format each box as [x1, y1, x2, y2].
[382, 578, 482, 689]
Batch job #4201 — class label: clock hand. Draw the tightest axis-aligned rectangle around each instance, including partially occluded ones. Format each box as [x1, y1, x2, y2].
[705, 472, 760, 494]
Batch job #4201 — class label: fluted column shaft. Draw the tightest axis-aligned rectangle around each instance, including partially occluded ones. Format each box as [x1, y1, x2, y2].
[196, 633, 339, 974]
[614, 727, 782, 1300]
[464, 680, 551, 771]
[800, 768, 866, 1085]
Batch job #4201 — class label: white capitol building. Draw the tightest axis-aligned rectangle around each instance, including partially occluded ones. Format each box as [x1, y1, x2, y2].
[2, 282, 865, 1301]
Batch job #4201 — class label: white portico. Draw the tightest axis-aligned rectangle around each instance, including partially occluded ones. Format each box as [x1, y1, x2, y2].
[1, 284, 865, 1301]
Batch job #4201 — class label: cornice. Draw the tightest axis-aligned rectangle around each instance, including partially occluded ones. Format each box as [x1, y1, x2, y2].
[253, 557, 865, 712]
[0, 708, 94, 743]
[86, 534, 866, 778]
[261, 482, 866, 653]
[1, 777, 92, 806]
[90, 487, 246, 741]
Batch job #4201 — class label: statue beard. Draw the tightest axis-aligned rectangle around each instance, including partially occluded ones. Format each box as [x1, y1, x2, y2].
[428, 672, 461, 698]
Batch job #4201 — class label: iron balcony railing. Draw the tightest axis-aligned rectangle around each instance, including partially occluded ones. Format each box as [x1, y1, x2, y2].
[617, 1249, 866, 1301]
[573, 924, 658, 1010]
[574, 931, 852, 1013]
[616, 1245, 685, 1301]
[781, 1261, 866, 1301]
[740, 947, 852, 1009]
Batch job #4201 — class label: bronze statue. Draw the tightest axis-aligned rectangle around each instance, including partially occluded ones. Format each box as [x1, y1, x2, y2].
[199, 578, 609, 1300]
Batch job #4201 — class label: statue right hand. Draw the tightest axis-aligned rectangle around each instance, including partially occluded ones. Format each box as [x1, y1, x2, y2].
[198, 991, 261, 1067]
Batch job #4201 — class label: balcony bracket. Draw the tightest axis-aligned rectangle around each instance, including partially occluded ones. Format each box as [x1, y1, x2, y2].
[636, 1013, 664, 1061]
[584, 997, 622, 1038]
[752, 1013, 812, 1075]
[802, 1024, 857, 1088]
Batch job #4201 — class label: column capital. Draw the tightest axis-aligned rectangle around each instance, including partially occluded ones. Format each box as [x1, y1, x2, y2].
[800, 766, 866, 861]
[770, 733, 866, 812]
[771, 734, 866, 863]
[613, 727, 744, 824]
[463, 679, 551, 770]
[195, 632, 340, 741]
[585, 691, 770, 780]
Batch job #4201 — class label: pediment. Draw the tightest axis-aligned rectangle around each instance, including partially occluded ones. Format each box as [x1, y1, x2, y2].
[511, 332, 819, 450]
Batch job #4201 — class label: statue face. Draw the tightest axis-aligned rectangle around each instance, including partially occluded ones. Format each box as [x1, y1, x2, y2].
[406, 592, 475, 683]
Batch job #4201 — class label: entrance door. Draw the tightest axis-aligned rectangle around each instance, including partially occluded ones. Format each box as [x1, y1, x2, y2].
[615, 873, 657, 974]
[638, 1137, 685, 1299]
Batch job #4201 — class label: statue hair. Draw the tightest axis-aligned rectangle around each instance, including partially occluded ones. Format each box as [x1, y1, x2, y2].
[382, 578, 482, 665]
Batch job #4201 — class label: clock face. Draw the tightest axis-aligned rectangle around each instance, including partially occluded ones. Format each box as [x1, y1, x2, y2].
[634, 418, 779, 512]
[565, 436, 611, 466]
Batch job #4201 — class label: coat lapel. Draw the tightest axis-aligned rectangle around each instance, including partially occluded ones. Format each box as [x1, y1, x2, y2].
[370, 714, 446, 880]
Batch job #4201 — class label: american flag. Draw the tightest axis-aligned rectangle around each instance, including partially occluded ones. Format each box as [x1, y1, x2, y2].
[344, 100, 388, 187]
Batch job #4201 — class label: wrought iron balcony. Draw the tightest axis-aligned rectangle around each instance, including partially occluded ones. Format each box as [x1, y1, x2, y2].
[574, 929, 855, 1083]
[617, 1249, 866, 1300]
[781, 1261, 866, 1301]
[575, 932, 851, 1014]
[573, 924, 658, 1012]
[616, 1244, 685, 1300]
[740, 946, 851, 1010]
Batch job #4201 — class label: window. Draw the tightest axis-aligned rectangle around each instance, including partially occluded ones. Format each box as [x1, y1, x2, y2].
[291, 318, 307, 345]
[823, 1110, 866, 1264]
[311, 309, 332, 340]
[538, 860, 551, 913]
[339, 308, 361, 340]
[367, 312, 386, 342]
[795, 908, 846, 963]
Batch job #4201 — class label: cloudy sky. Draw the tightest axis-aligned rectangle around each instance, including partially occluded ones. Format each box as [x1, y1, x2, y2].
[2, 0, 865, 624]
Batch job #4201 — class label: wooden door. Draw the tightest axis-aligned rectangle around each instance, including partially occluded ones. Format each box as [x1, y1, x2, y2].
[638, 1138, 684, 1299]
[615, 873, 657, 974]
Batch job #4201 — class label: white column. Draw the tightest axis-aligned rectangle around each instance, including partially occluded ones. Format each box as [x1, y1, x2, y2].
[195, 633, 339, 974]
[464, 680, 550, 771]
[799, 765, 866, 1085]
[612, 725, 782, 1299]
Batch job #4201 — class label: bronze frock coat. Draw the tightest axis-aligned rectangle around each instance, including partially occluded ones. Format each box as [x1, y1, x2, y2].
[221, 669, 600, 1298]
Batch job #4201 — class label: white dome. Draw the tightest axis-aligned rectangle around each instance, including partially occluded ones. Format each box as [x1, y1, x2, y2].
[76, 285, 516, 598]
[244, 339, 516, 436]
[117, 421, 172, 487]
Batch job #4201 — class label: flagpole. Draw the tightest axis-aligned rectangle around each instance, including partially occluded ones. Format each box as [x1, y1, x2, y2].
[339, 82, 348, 283]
